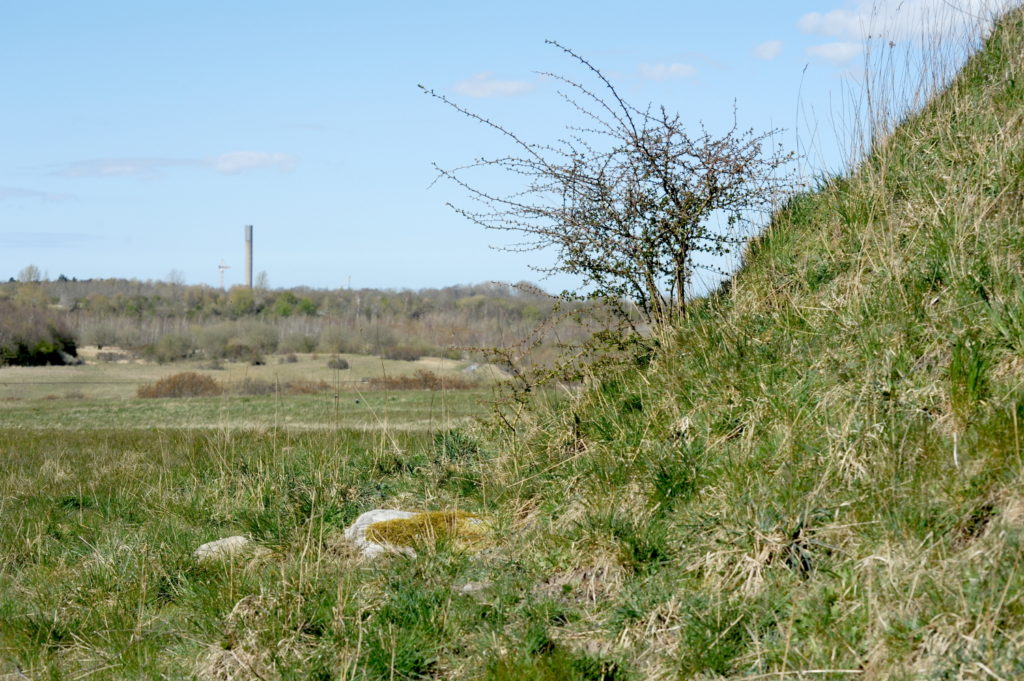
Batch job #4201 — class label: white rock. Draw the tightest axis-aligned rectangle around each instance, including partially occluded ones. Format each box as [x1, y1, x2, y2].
[194, 535, 252, 561]
[344, 509, 417, 558]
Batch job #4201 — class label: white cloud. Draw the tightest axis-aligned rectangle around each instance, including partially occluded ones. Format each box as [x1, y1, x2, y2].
[209, 151, 296, 174]
[754, 40, 784, 60]
[638, 63, 697, 80]
[453, 72, 535, 98]
[798, 9, 860, 38]
[807, 41, 863, 65]
[0, 186, 75, 202]
[798, 0, 1017, 41]
[51, 152, 297, 179]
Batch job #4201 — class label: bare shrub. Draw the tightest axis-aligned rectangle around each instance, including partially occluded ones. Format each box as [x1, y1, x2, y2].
[381, 344, 429, 361]
[367, 369, 478, 391]
[227, 377, 332, 396]
[326, 356, 350, 370]
[142, 333, 193, 364]
[137, 372, 223, 398]
[426, 42, 795, 324]
[285, 379, 331, 395]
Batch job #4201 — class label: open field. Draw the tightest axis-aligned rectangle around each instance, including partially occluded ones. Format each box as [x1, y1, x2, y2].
[0, 379, 511, 677]
[0, 349, 503, 401]
[0, 425, 499, 679]
[0, 389, 492, 431]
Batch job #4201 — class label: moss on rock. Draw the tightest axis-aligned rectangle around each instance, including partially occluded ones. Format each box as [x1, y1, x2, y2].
[365, 510, 489, 551]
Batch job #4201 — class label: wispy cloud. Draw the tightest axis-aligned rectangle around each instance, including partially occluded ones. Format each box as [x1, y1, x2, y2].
[50, 152, 298, 179]
[452, 72, 535, 98]
[807, 41, 863, 65]
[53, 157, 192, 179]
[798, 0, 1016, 41]
[0, 186, 75, 202]
[754, 40, 784, 61]
[638, 63, 697, 80]
[209, 152, 296, 174]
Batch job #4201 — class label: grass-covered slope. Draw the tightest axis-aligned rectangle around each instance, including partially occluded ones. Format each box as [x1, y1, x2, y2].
[479, 8, 1024, 678]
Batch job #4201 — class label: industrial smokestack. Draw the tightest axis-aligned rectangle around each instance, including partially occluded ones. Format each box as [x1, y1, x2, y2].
[244, 225, 253, 289]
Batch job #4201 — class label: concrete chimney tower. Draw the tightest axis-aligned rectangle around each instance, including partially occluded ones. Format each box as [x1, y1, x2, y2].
[244, 225, 253, 289]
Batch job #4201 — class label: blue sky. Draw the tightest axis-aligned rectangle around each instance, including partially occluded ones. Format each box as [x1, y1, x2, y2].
[0, 0, 1012, 291]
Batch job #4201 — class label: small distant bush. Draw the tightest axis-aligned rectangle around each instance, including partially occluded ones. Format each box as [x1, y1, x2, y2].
[137, 372, 223, 398]
[235, 378, 277, 396]
[367, 369, 478, 391]
[327, 356, 350, 370]
[142, 333, 193, 364]
[279, 353, 299, 364]
[231, 378, 332, 396]
[285, 379, 331, 395]
[381, 345, 428, 361]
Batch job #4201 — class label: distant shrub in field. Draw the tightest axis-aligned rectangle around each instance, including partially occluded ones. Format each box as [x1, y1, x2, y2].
[137, 372, 223, 398]
[223, 342, 264, 365]
[285, 379, 331, 395]
[381, 344, 428, 361]
[142, 333, 193, 363]
[367, 369, 477, 391]
[234, 378, 276, 395]
[327, 356, 349, 370]
[279, 353, 299, 364]
[229, 377, 331, 396]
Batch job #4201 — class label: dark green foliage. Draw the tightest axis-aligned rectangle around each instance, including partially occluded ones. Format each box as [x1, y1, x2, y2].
[326, 356, 350, 370]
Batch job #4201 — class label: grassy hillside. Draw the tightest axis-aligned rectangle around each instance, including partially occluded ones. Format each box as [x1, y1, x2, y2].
[482, 7, 1024, 677]
[1, 8, 1022, 681]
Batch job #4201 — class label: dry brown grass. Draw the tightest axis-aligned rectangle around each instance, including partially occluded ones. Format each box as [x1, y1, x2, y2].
[137, 371, 223, 398]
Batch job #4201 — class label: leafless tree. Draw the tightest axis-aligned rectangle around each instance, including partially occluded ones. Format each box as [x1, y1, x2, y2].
[424, 41, 796, 325]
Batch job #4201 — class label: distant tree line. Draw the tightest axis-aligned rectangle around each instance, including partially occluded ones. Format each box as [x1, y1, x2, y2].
[0, 275, 595, 366]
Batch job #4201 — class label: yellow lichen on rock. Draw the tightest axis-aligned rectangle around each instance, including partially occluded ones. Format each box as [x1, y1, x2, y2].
[365, 510, 489, 552]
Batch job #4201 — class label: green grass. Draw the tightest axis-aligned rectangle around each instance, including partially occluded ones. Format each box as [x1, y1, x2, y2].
[0, 389, 490, 431]
[3, 8, 1024, 679]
